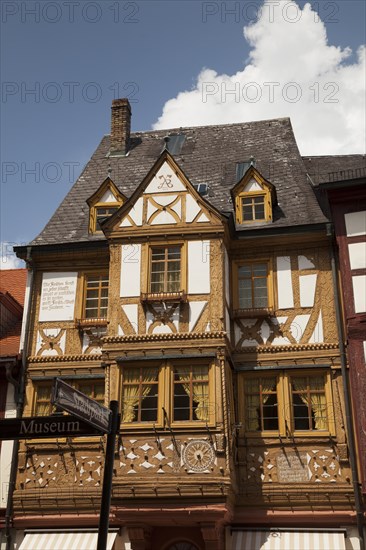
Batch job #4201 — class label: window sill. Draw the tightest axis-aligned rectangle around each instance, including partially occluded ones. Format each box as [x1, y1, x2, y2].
[141, 291, 187, 303]
[76, 318, 108, 328]
[232, 307, 274, 318]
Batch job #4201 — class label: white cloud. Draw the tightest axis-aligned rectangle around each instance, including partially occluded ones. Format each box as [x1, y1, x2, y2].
[153, 0, 365, 155]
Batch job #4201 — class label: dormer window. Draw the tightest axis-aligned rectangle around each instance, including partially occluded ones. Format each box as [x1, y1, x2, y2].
[87, 176, 125, 234]
[232, 166, 276, 225]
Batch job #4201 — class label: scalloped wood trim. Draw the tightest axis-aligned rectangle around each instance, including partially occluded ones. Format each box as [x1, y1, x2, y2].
[28, 354, 103, 363]
[103, 330, 226, 343]
[239, 342, 339, 353]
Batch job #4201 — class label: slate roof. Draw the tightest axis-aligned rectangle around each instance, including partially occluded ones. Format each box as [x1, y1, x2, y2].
[30, 117, 328, 247]
[302, 155, 366, 185]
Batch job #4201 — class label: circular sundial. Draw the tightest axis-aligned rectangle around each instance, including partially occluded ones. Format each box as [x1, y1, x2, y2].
[183, 439, 215, 472]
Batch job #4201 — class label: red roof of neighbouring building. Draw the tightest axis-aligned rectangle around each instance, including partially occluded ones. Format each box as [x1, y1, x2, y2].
[0, 269, 27, 306]
[0, 269, 27, 358]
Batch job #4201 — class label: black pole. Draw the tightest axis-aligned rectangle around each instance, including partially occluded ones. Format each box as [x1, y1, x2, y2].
[97, 400, 119, 550]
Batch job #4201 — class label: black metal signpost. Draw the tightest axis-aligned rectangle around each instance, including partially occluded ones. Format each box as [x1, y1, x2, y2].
[96, 400, 120, 550]
[0, 379, 119, 550]
[51, 379, 120, 550]
[52, 378, 111, 433]
[0, 415, 103, 440]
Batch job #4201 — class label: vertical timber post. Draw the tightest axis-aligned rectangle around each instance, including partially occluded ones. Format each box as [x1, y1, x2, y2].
[97, 400, 119, 550]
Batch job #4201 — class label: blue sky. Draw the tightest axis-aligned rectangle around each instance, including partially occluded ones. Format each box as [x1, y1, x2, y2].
[1, 0, 365, 267]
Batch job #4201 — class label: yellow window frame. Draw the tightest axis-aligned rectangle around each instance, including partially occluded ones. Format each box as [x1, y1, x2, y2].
[88, 179, 124, 234]
[235, 190, 272, 224]
[119, 360, 216, 429]
[240, 370, 335, 438]
[82, 272, 109, 320]
[232, 259, 274, 311]
[144, 242, 187, 295]
[169, 360, 216, 428]
[120, 363, 164, 428]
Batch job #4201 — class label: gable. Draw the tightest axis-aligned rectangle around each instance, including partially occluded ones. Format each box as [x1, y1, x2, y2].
[87, 176, 125, 233]
[104, 153, 224, 234]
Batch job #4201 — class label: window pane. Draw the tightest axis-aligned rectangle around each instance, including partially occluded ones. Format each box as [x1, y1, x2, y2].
[254, 205, 265, 219]
[122, 367, 158, 423]
[150, 246, 181, 293]
[173, 366, 209, 422]
[245, 377, 278, 431]
[238, 266, 251, 278]
[253, 264, 267, 276]
[291, 375, 328, 431]
[168, 247, 181, 259]
[84, 275, 109, 318]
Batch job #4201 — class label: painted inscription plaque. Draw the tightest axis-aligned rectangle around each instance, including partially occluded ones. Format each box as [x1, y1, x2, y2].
[39, 272, 77, 322]
[276, 452, 309, 483]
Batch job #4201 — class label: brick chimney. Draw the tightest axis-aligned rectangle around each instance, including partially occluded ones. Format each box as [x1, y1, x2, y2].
[110, 98, 131, 155]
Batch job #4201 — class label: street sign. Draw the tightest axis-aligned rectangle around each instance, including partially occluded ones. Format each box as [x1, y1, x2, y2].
[52, 378, 111, 433]
[0, 415, 103, 440]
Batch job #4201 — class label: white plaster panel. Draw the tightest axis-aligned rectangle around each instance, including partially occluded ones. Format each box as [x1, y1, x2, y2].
[39, 272, 77, 322]
[41, 348, 59, 357]
[122, 304, 138, 333]
[171, 198, 182, 219]
[152, 194, 177, 206]
[299, 274, 317, 307]
[152, 324, 173, 334]
[276, 257, 294, 309]
[99, 189, 116, 203]
[271, 316, 291, 345]
[172, 306, 180, 331]
[225, 248, 230, 306]
[118, 325, 124, 336]
[146, 310, 154, 333]
[291, 314, 311, 342]
[189, 301, 207, 331]
[260, 320, 271, 343]
[128, 197, 143, 226]
[244, 178, 262, 191]
[144, 162, 186, 193]
[120, 217, 132, 227]
[196, 212, 210, 223]
[345, 211, 366, 237]
[186, 194, 201, 222]
[147, 201, 158, 221]
[298, 255, 315, 270]
[271, 334, 292, 345]
[187, 241, 210, 294]
[82, 334, 101, 354]
[120, 244, 141, 297]
[205, 322, 210, 332]
[349, 242, 366, 269]
[150, 210, 177, 225]
[234, 322, 242, 346]
[309, 312, 324, 343]
[352, 275, 366, 312]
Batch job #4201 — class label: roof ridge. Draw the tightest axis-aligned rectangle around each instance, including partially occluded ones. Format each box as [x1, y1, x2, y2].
[102, 116, 292, 137]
